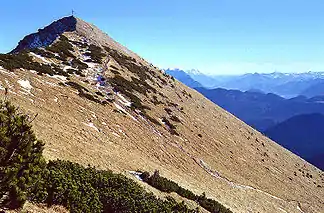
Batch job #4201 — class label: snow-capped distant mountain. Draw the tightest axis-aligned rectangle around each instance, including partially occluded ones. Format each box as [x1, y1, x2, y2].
[185, 69, 203, 75]
[253, 71, 324, 80]
[2, 15, 323, 213]
[166, 67, 324, 98]
[164, 68, 203, 88]
[219, 72, 324, 98]
[185, 69, 222, 88]
[166, 68, 227, 88]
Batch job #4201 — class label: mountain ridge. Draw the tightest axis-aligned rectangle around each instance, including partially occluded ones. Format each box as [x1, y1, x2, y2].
[195, 87, 324, 131]
[170, 68, 324, 98]
[11, 16, 77, 53]
[0, 16, 323, 213]
[11, 16, 144, 63]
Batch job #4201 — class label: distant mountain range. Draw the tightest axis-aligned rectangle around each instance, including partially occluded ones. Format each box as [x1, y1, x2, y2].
[217, 73, 324, 98]
[195, 87, 324, 132]
[1, 15, 323, 212]
[300, 81, 324, 97]
[265, 113, 324, 170]
[166, 69, 324, 170]
[166, 68, 324, 98]
[195, 87, 324, 170]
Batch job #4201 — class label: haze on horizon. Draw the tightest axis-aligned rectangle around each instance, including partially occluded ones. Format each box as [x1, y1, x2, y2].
[1, 0, 324, 75]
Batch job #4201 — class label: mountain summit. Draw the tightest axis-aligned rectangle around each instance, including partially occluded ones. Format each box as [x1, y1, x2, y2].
[11, 16, 78, 53]
[0, 17, 323, 212]
[12, 16, 140, 61]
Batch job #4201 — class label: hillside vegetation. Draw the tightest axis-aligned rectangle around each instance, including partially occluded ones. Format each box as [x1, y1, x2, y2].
[0, 16, 323, 213]
[0, 101, 232, 213]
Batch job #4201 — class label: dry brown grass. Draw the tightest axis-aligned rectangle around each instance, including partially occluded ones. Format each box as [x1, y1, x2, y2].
[6, 202, 68, 213]
[0, 20, 323, 213]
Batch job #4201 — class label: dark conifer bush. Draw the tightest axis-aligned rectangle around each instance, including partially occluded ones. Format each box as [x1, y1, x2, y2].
[30, 160, 198, 213]
[0, 51, 36, 71]
[0, 101, 46, 209]
[65, 81, 106, 105]
[161, 117, 179, 135]
[151, 95, 164, 105]
[0, 101, 234, 213]
[71, 58, 88, 70]
[140, 170, 233, 213]
[31, 48, 56, 59]
[46, 35, 74, 60]
[170, 115, 181, 123]
[0, 101, 197, 212]
[87, 44, 105, 63]
[0, 50, 68, 77]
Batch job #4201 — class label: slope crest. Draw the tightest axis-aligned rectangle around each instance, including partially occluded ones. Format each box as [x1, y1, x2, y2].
[0, 16, 323, 213]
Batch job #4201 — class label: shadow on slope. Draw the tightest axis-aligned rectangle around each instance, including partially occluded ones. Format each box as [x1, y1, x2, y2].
[265, 113, 324, 170]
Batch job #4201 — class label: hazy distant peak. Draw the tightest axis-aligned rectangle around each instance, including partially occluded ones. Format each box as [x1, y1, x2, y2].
[185, 68, 203, 75]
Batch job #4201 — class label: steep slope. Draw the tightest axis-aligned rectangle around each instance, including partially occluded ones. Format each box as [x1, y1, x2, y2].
[265, 113, 324, 170]
[7, 202, 68, 213]
[0, 16, 323, 213]
[195, 87, 324, 131]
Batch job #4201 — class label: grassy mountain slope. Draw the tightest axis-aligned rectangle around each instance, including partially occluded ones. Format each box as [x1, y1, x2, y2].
[0, 16, 323, 213]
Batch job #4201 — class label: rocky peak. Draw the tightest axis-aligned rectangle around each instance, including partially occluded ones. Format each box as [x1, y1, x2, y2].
[11, 16, 142, 62]
[11, 16, 77, 53]
[1, 16, 323, 213]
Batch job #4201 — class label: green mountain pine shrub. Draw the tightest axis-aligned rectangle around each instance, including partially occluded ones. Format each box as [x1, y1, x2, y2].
[0, 101, 46, 209]
[0, 101, 198, 212]
[141, 170, 233, 213]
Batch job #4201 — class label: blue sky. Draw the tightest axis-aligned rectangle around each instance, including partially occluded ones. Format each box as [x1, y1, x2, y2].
[1, 0, 324, 75]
